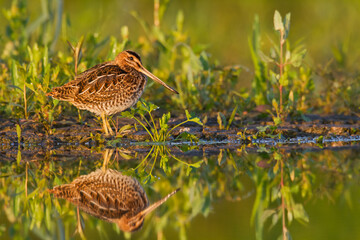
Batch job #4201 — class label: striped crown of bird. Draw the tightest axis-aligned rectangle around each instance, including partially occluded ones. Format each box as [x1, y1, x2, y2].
[48, 169, 180, 232]
[47, 50, 178, 135]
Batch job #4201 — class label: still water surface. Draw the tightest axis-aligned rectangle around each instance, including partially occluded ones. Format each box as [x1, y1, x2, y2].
[0, 144, 359, 239]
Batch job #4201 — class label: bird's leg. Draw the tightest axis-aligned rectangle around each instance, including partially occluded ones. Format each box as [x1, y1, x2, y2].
[105, 115, 114, 135]
[76, 207, 84, 237]
[102, 149, 115, 171]
[101, 112, 109, 135]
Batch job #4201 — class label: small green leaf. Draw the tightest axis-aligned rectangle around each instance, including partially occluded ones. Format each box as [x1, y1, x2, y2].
[16, 124, 21, 145]
[185, 110, 191, 120]
[258, 50, 274, 63]
[217, 150, 224, 165]
[279, 72, 289, 87]
[119, 124, 133, 133]
[176, 132, 199, 142]
[160, 112, 171, 128]
[200, 51, 210, 70]
[175, 8, 184, 29]
[217, 112, 227, 130]
[270, 70, 278, 84]
[273, 117, 282, 125]
[226, 106, 238, 130]
[184, 110, 203, 126]
[11, 60, 19, 84]
[258, 125, 270, 132]
[291, 49, 307, 67]
[189, 160, 203, 168]
[290, 169, 295, 181]
[288, 90, 294, 103]
[186, 165, 192, 176]
[217, 113, 223, 130]
[121, 26, 129, 40]
[274, 10, 284, 31]
[17, 150, 21, 164]
[160, 155, 171, 175]
[287, 210, 293, 223]
[25, 82, 36, 93]
[273, 159, 280, 174]
[285, 50, 291, 62]
[121, 111, 135, 118]
[261, 209, 276, 225]
[293, 203, 309, 223]
[189, 117, 203, 126]
[147, 101, 159, 112]
[270, 211, 280, 229]
[284, 13, 291, 39]
[272, 99, 279, 112]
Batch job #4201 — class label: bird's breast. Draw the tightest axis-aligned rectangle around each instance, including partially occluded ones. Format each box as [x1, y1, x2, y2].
[104, 75, 147, 115]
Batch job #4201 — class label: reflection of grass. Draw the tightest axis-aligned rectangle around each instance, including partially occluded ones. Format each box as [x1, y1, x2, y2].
[130, 145, 203, 184]
[0, 145, 359, 239]
[251, 149, 312, 240]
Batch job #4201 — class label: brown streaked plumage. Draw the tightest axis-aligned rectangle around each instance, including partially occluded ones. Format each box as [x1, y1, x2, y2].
[49, 169, 180, 232]
[47, 50, 178, 135]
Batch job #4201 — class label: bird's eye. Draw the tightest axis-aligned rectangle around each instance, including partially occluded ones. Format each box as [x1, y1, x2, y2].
[131, 223, 136, 227]
[129, 57, 134, 61]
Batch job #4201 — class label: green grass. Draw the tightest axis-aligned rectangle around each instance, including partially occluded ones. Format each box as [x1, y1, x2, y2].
[120, 100, 203, 142]
[0, 0, 359, 129]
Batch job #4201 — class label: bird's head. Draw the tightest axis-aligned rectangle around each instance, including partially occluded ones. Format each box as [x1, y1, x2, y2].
[115, 214, 145, 232]
[114, 188, 180, 232]
[115, 50, 178, 94]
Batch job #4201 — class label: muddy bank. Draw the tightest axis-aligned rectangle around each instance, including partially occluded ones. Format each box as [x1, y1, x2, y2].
[1, 114, 360, 161]
[1, 139, 360, 163]
[1, 114, 360, 147]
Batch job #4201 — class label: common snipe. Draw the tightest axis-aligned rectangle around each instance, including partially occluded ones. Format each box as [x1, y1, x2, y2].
[49, 169, 180, 232]
[47, 50, 178, 135]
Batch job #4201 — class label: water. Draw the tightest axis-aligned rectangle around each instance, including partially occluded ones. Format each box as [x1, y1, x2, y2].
[0, 141, 360, 240]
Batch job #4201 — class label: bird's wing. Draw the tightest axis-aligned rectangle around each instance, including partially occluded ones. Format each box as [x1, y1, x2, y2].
[47, 62, 125, 101]
[75, 63, 127, 95]
[76, 171, 148, 220]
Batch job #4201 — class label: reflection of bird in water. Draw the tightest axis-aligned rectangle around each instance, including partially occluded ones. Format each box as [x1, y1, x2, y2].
[47, 50, 178, 135]
[49, 169, 180, 232]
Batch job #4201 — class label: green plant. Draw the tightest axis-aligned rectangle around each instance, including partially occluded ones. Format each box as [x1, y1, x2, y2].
[217, 106, 238, 130]
[249, 11, 312, 124]
[131, 2, 243, 112]
[251, 149, 310, 240]
[120, 100, 203, 142]
[315, 53, 360, 114]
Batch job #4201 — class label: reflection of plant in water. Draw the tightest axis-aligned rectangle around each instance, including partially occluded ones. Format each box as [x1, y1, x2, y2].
[127, 146, 203, 184]
[0, 161, 57, 239]
[134, 147, 248, 238]
[0, 147, 359, 239]
[250, 149, 314, 240]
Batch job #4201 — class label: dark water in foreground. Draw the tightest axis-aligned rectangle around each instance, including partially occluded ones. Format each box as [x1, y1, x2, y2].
[0, 143, 359, 240]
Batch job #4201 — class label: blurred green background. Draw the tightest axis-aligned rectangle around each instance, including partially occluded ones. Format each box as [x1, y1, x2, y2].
[1, 0, 359, 72]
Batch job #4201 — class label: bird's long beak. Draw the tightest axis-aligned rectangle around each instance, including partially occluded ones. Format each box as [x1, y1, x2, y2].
[139, 67, 179, 94]
[134, 188, 180, 218]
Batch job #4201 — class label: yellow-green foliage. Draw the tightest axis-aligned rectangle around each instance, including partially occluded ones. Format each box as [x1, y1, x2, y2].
[0, 0, 359, 123]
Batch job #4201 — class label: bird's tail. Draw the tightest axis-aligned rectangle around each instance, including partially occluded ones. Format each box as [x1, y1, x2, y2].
[48, 184, 79, 200]
[46, 86, 75, 101]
